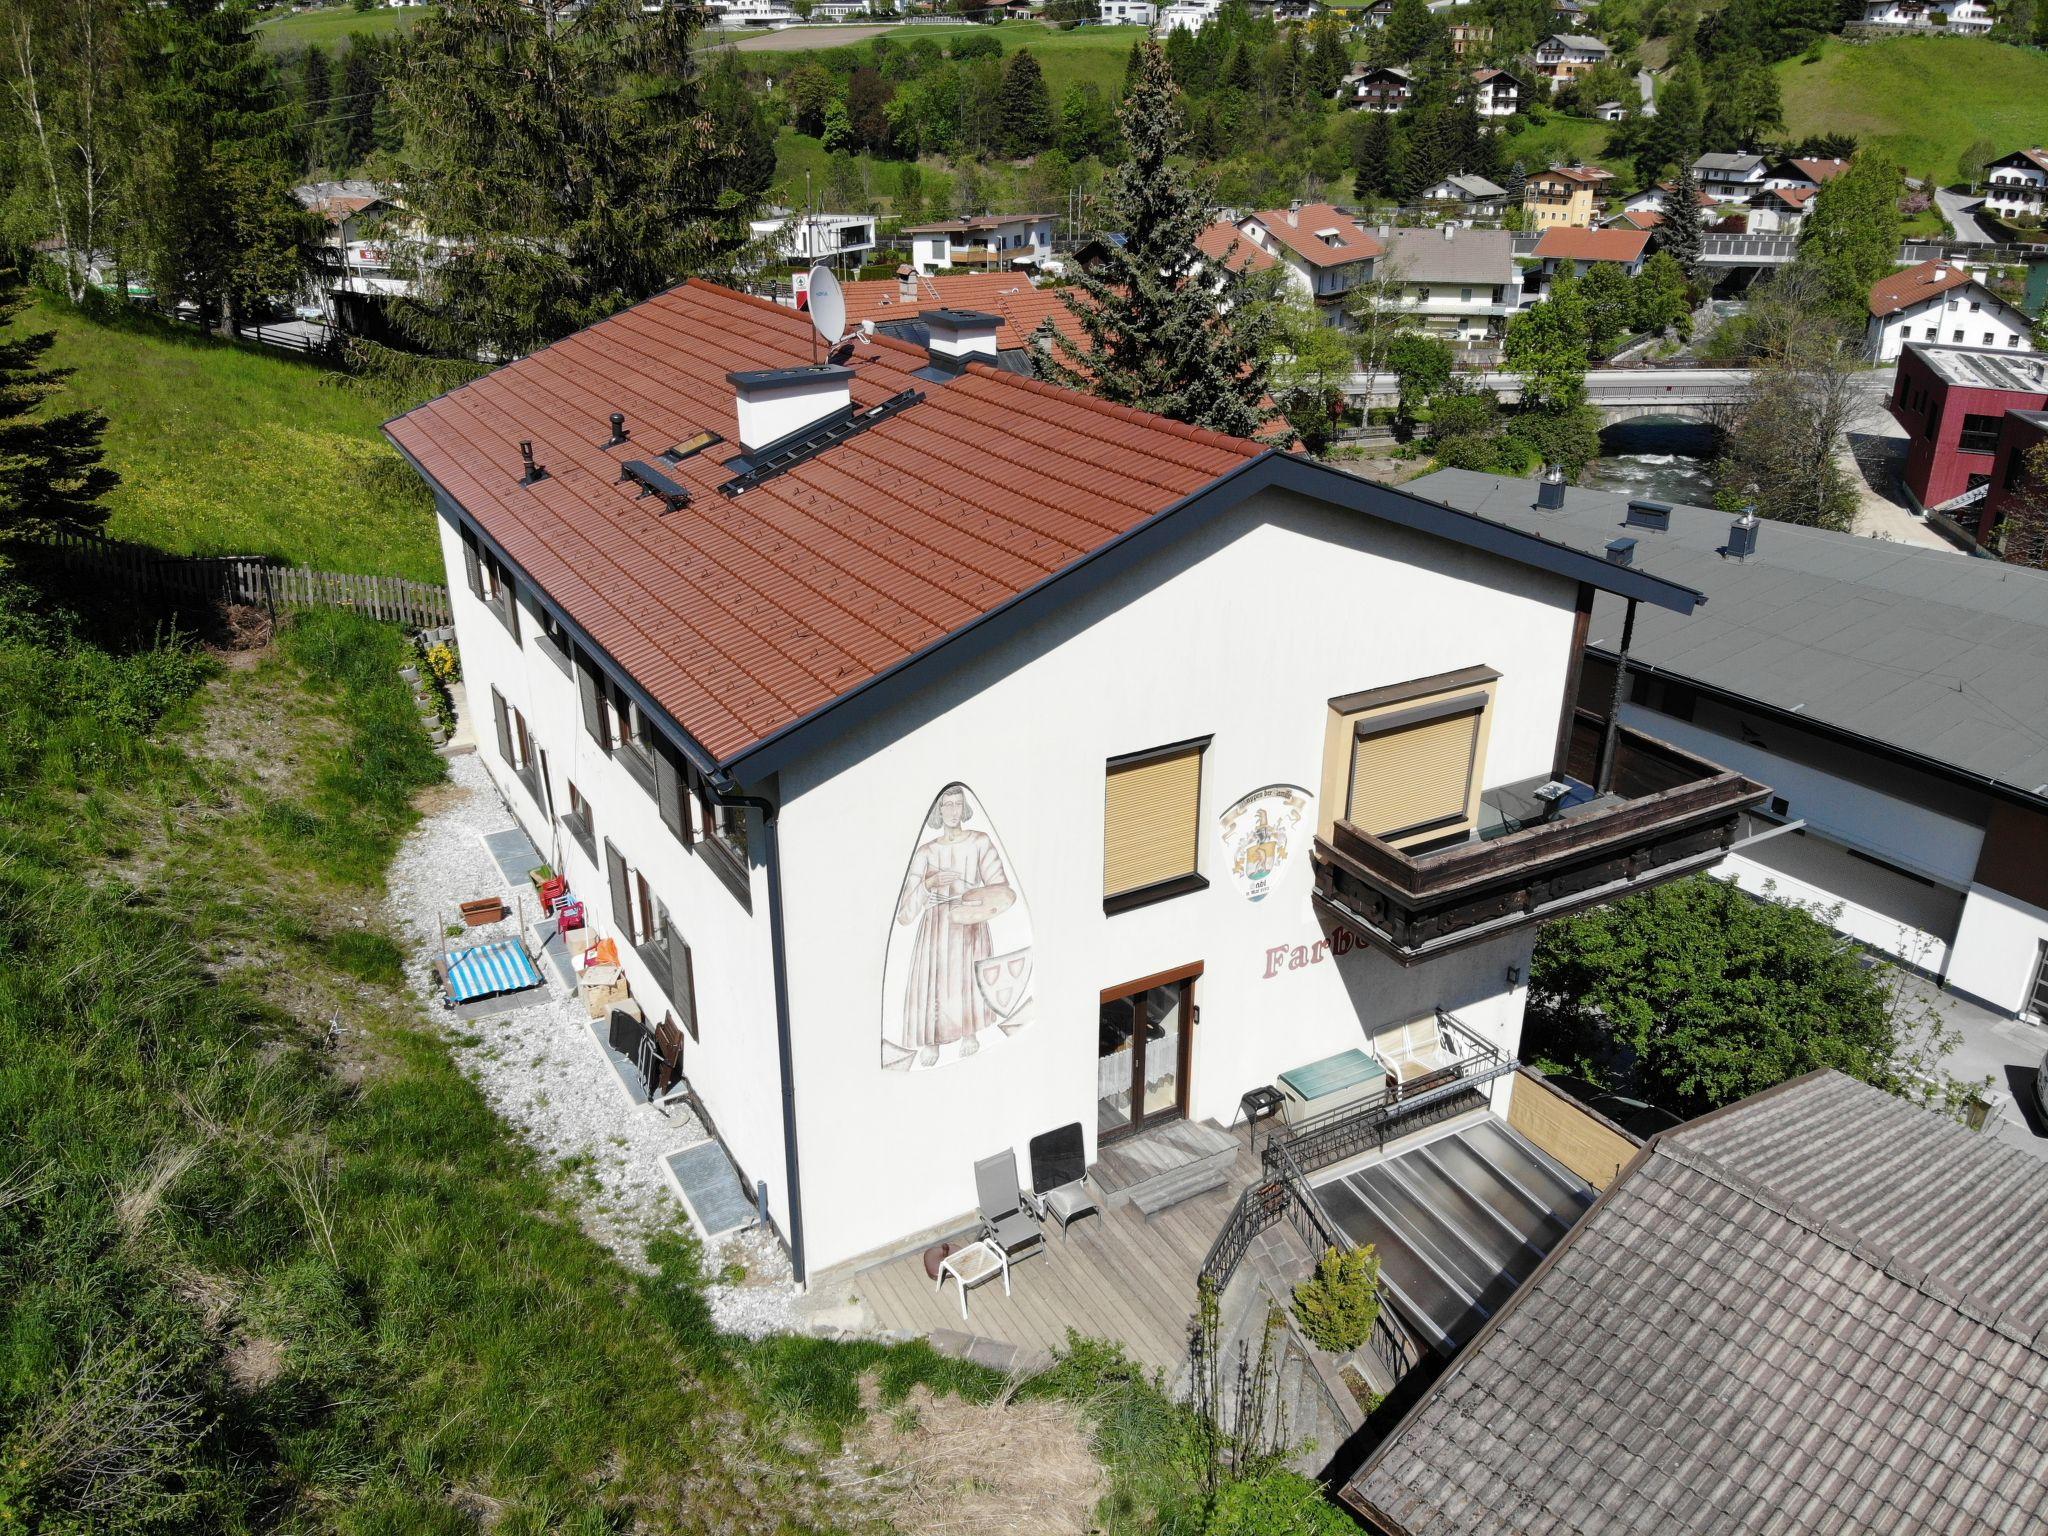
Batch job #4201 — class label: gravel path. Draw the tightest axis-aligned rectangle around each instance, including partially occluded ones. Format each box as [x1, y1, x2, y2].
[386, 752, 802, 1337]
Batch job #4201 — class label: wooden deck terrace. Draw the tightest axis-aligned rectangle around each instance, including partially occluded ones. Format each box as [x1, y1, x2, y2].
[838, 1122, 1265, 1381]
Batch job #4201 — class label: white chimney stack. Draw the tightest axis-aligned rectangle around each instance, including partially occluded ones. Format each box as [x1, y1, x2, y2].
[727, 365, 853, 455]
[921, 308, 1001, 373]
[1933, 265, 1948, 281]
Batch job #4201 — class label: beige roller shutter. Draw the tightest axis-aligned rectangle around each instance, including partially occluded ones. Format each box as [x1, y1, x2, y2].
[1104, 746, 1204, 896]
[1349, 706, 1481, 840]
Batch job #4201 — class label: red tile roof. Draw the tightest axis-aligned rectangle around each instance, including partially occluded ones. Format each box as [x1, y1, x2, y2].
[1244, 205, 1385, 269]
[1757, 185, 1816, 209]
[1784, 156, 1850, 185]
[1197, 221, 1278, 273]
[835, 272, 1083, 351]
[1533, 226, 1649, 263]
[1610, 210, 1662, 230]
[1869, 258, 1984, 318]
[385, 281, 1261, 765]
[1539, 165, 1612, 185]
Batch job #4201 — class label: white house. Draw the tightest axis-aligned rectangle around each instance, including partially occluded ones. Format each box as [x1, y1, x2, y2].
[1592, 100, 1627, 122]
[1099, 0, 1156, 21]
[747, 208, 878, 267]
[1378, 225, 1522, 341]
[900, 213, 1056, 275]
[1867, 260, 2037, 362]
[1982, 148, 2048, 220]
[705, 0, 801, 23]
[1858, 0, 1994, 28]
[1155, 0, 1220, 31]
[1468, 67, 1524, 118]
[1234, 203, 1386, 324]
[1411, 470, 2048, 1028]
[1766, 156, 1850, 195]
[1419, 174, 1510, 214]
[385, 280, 1757, 1284]
[1691, 151, 1770, 204]
[1531, 34, 1609, 91]
[1744, 185, 1815, 235]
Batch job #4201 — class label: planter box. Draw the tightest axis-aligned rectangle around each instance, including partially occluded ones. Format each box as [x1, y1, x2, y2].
[460, 897, 508, 927]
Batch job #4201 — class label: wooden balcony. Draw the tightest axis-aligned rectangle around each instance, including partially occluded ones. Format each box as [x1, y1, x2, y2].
[1313, 720, 1769, 963]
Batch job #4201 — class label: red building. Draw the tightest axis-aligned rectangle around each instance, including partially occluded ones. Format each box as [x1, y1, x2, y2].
[1889, 342, 2048, 542]
[1983, 409, 2048, 551]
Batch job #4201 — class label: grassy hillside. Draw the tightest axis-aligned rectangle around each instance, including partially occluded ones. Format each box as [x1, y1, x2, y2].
[32, 298, 442, 581]
[255, 2, 416, 53]
[767, 20, 1137, 102]
[1777, 36, 2048, 185]
[1499, 113, 1619, 177]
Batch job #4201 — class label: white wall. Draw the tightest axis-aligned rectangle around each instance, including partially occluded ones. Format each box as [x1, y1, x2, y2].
[1948, 885, 2048, 1019]
[773, 486, 1577, 1272]
[1868, 290, 2035, 361]
[436, 507, 793, 1235]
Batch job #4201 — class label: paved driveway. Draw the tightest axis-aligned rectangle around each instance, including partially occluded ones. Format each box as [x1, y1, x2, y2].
[1933, 186, 1998, 245]
[1903, 972, 2048, 1160]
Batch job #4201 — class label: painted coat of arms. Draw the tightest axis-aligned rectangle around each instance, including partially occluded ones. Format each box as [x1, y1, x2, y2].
[1220, 785, 1311, 903]
[880, 783, 1035, 1071]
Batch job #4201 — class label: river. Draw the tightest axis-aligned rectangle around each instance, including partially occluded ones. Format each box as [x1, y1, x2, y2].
[1581, 417, 1720, 508]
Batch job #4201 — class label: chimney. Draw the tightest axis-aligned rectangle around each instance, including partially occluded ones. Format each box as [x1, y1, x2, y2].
[1932, 264, 1948, 282]
[897, 263, 918, 304]
[1604, 536, 1636, 567]
[1443, 223, 1456, 240]
[1625, 498, 1671, 531]
[921, 308, 1001, 374]
[1726, 509, 1760, 560]
[1287, 202, 1301, 227]
[1535, 463, 1567, 509]
[726, 365, 853, 455]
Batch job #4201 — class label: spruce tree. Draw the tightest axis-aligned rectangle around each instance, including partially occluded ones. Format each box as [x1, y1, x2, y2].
[1353, 111, 1396, 200]
[390, 0, 766, 358]
[1039, 41, 1275, 439]
[337, 46, 378, 168]
[134, 0, 311, 330]
[998, 50, 1054, 157]
[1654, 161, 1705, 280]
[0, 270, 117, 538]
[300, 45, 334, 172]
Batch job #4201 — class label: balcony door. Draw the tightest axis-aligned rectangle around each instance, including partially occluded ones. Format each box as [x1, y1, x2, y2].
[1097, 964, 1199, 1141]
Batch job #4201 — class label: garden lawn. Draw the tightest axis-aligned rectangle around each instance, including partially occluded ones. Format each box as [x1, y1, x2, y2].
[33, 298, 442, 581]
[1776, 36, 2048, 187]
[255, 2, 416, 53]
[770, 20, 1136, 102]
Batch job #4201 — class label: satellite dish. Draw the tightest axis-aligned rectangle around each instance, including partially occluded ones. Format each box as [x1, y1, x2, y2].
[806, 264, 847, 348]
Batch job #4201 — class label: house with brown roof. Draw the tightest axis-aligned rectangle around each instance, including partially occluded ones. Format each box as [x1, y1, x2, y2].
[1745, 183, 1815, 234]
[1529, 225, 1648, 290]
[1234, 203, 1386, 324]
[1867, 258, 2036, 362]
[1982, 147, 2048, 222]
[383, 281, 1764, 1298]
[1467, 67, 1523, 118]
[1521, 165, 1609, 230]
[1343, 1069, 2048, 1536]
[826, 270, 1085, 369]
[1337, 64, 1414, 113]
[901, 212, 1056, 275]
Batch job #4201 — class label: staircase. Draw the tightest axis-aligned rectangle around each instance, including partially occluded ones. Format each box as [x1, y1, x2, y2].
[1093, 1119, 1244, 1217]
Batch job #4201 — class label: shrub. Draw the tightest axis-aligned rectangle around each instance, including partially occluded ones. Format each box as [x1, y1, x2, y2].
[1206, 1468, 1358, 1535]
[1290, 1245, 1381, 1353]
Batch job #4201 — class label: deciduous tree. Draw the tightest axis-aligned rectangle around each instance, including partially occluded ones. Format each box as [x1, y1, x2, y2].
[1796, 154, 1903, 322]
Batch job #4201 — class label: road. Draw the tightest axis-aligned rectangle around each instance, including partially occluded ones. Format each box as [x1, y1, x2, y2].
[717, 23, 893, 51]
[1933, 186, 1999, 245]
[1635, 68, 1656, 116]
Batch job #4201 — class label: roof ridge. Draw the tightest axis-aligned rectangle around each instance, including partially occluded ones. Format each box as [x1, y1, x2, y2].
[1656, 1136, 2048, 1356]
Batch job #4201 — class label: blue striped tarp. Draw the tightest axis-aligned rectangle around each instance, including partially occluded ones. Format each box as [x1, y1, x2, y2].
[446, 939, 542, 1004]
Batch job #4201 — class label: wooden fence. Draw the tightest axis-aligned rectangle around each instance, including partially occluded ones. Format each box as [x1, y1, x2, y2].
[8, 529, 452, 629]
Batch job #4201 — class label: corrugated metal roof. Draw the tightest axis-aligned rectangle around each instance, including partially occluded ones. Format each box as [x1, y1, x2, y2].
[386, 281, 1260, 767]
[1346, 1072, 2048, 1536]
[1408, 469, 2048, 801]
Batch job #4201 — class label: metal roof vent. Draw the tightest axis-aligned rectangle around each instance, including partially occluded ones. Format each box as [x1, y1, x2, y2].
[1535, 463, 1567, 509]
[726, 364, 853, 455]
[920, 308, 1001, 376]
[606, 411, 629, 447]
[1726, 509, 1760, 560]
[1605, 536, 1636, 567]
[519, 440, 547, 485]
[1625, 499, 1671, 531]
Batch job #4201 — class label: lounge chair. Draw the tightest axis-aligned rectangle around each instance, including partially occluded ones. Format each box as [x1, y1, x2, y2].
[974, 1150, 1045, 1266]
[1024, 1123, 1100, 1241]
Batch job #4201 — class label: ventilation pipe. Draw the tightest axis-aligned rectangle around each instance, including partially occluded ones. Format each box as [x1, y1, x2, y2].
[727, 365, 853, 455]
[1535, 463, 1568, 509]
[1726, 509, 1760, 560]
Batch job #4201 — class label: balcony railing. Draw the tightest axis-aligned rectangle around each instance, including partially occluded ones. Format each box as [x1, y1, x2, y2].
[1313, 722, 1769, 962]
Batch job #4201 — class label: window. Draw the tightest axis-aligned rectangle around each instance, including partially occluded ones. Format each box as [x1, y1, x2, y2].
[2006, 449, 2030, 492]
[1322, 666, 1497, 849]
[1959, 413, 2003, 455]
[460, 525, 519, 640]
[490, 689, 542, 806]
[533, 608, 573, 673]
[563, 781, 597, 862]
[1952, 329, 1965, 343]
[1970, 300, 1982, 312]
[1102, 737, 1210, 912]
[1985, 332, 1996, 346]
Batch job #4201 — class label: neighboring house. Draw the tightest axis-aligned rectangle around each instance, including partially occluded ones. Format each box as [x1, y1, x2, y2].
[1551, 0, 1588, 17]
[1984, 409, 2048, 556]
[293, 178, 433, 320]
[1858, 0, 1994, 27]
[1889, 343, 2048, 530]
[1766, 155, 1850, 194]
[1345, 1070, 2048, 1534]
[1531, 34, 1611, 91]
[1744, 184, 1815, 234]
[1604, 209, 1663, 232]
[1234, 203, 1386, 323]
[1448, 22, 1493, 55]
[1419, 174, 1510, 214]
[383, 279, 1754, 1282]
[826, 269, 1086, 372]
[1351, 0, 1400, 25]
[1380, 226, 1522, 340]
[1338, 64, 1415, 112]
[705, 0, 801, 23]
[1522, 165, 1609, 229]
[1691, 151, 1769, 203]
[1528, 226, 1648, 292]
[1155, 0, 1221, 31]
[747, 208, 877, 267]
[1982, 148, 2048, 221]
[900, 213, 1056, 275]
[1412, 468, 2048, 1021]
[1619, 180, 1714, 219]
[1591, 100, 1627, 122]
[1098, 0, 1155, 19]
[1867, 259, 2036, 362]
[1195, 219, 1280, 276]
[1467, 67, 1524, 118]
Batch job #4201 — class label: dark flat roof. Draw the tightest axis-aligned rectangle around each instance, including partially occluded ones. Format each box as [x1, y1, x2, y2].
[1410, 469, 2048, 802]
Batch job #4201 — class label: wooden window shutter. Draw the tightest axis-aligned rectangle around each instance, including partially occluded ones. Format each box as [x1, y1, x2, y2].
[577, 652, 611, 750]
[604, 841, 634, 944]
[654, 738, 691, 845]
[1103, 745, 1204, 897]
[669, 920, 696, 1040]
[461, 527, 484, 600]
[491, 688, 514, 766]
[1349, 699, 1484, 841]
[502, 574, 520, 645]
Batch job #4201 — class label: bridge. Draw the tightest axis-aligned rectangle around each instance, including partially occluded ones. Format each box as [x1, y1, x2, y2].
[1512, 233, 1799, 268]
[1343, 367, 1759, 420]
